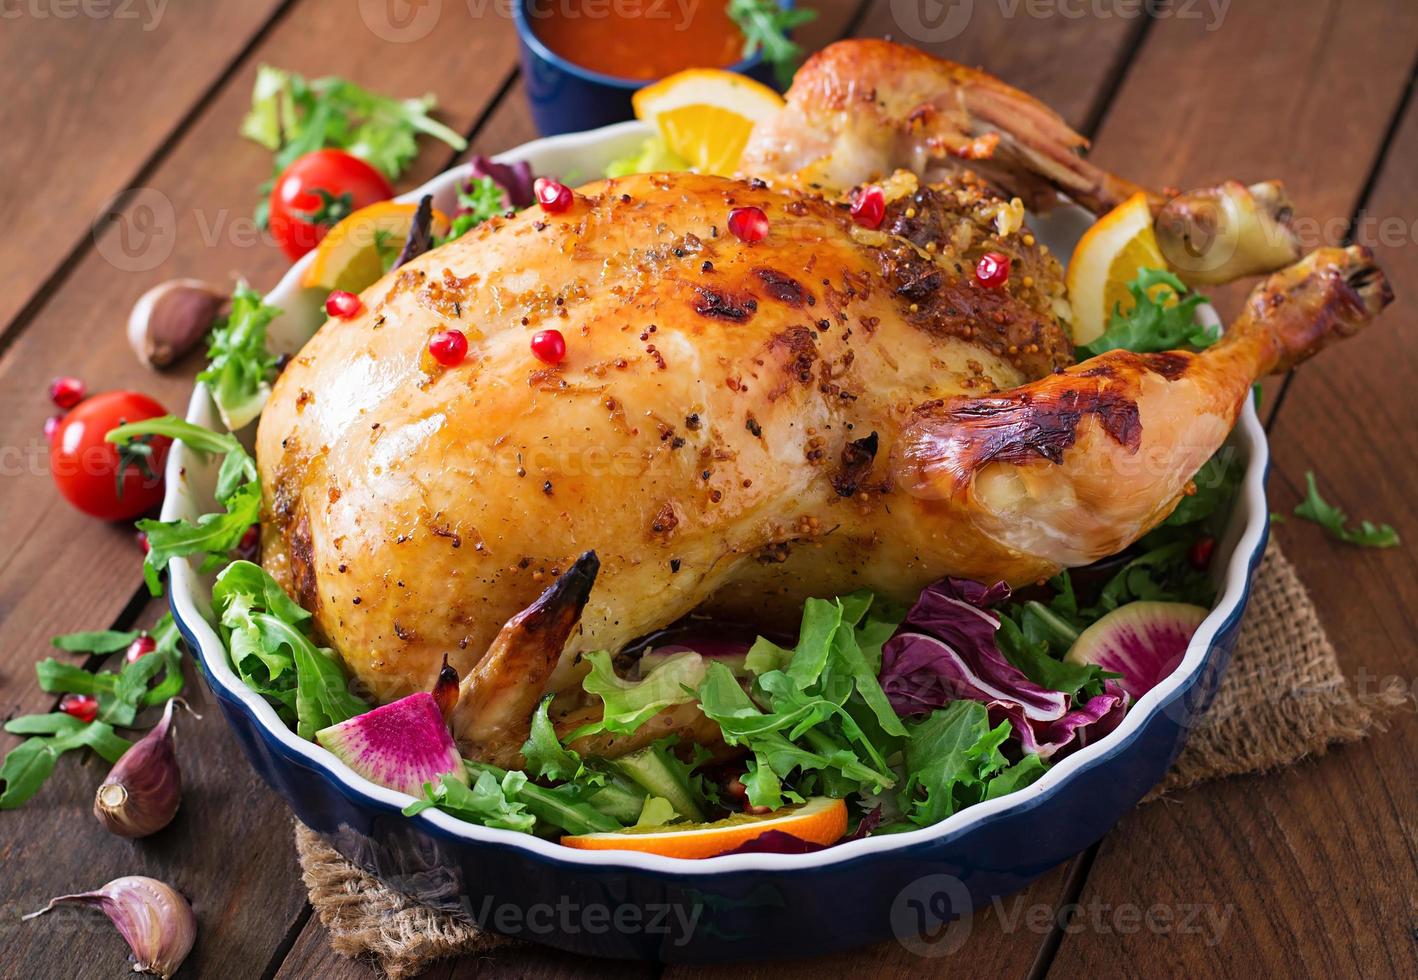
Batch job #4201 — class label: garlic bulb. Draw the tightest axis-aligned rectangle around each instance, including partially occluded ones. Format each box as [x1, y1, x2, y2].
[24, 876, 196, 979]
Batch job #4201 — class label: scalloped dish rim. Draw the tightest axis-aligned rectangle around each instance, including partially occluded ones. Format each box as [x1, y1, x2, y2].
[163, 119, 1271, 874]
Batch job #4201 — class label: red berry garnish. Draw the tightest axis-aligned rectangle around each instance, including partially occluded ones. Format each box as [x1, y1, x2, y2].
[125, 635, 157, 664]
[43, 414, 63, 442]
[1188, 535, 1216, 571]
[137, 531, 151, 554]
[427, 329, 469, 367]
[530, 329, 566, 365]
[851, 185, 886, 229]
[236, 523, 261, 560]
[49, 376, 85, 409]
[59, 693, 98, 723]
[325, 290, 363, 318]
[727, 206, 769, 243]
[534, 177, 573, 213]
[975, 252, 1011, 289]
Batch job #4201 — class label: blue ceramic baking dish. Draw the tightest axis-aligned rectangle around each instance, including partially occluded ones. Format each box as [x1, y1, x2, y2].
[163, 121, 1272, 962]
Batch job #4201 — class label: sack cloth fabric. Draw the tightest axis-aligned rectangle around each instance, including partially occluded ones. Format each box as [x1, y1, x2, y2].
[292, 543, 1402, 979]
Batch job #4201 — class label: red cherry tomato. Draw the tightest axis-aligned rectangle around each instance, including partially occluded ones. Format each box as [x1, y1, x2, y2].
[49, 391, 171, 521]
[267, 149, 394, 261]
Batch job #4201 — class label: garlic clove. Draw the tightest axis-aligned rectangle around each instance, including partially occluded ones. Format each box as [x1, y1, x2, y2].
[24, 875, 196, 979]
[128, 279, 228, 369]
[94, 698, 198, 838]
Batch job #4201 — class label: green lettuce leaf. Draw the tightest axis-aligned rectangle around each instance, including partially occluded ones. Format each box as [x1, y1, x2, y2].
[197, 282, 282, 431]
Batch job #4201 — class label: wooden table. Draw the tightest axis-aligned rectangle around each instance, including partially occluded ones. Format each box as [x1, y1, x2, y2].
[1, 1, 1414, 976]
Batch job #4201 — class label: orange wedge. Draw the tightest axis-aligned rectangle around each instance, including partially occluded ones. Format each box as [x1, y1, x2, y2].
[1065, 191, 1169, 346]
[631, 68, 784, 176]
[561, 796, 847, 859]
[302, 201, 450, 294]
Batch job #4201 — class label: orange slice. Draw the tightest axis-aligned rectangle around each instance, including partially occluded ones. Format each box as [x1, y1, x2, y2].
[560, 796, 847, 859]
[1065, 191, 1169, 346]
[302, 201, 450, 294]
[631, 68, 784, 176]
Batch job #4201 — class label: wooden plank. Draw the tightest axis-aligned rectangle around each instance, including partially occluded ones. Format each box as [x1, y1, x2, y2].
[274, 914, 657, 979]
[0, 600, 311, 979]
[1044, 3, 1418, 976]
[0, 0, 519, 724]
[1088, 0, 1418, 328]
[0, 0, 291, 340]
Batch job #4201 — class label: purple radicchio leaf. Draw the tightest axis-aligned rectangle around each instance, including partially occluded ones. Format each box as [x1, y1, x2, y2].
[991, 683, 1128, 759]
[880, 579, 1067, 722]
[393, 195, 435, 270]
[468, 155, 535, 208]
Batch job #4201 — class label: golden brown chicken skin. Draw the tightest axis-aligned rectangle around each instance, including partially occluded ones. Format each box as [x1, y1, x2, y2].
[256, 171, 1389, 712]
[257, 171, 1072, 703]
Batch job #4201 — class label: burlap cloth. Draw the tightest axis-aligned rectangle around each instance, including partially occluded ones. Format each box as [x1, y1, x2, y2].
[291, 543, 1405, 978]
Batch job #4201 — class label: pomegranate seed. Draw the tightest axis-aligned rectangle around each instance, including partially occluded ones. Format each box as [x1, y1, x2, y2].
[534, 177, 573, 213]
[325, 290, 363, 318]
[236, 524, 260, 560]
[427, 329, 469, 367]
[727, 206, 769, 243]
[59, 693, 98, 723]
[975, 251, 1011, 288]
[125, 635, 157, 664]
[43, 414, 63, 442]
[136, 531, 151, 554]
[530, 329, 566, 365]
[851, 185, 886, 229]
[48, 376, 85, 409]
[1188, 535, 1216, 571]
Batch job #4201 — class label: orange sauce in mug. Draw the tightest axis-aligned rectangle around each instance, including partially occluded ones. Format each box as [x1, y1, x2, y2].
[530, 0, 747, 80]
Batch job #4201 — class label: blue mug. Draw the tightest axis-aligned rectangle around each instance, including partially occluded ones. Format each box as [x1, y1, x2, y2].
[514, 0, 794, 136]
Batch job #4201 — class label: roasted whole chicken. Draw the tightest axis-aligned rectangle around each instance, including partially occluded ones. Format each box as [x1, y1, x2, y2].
[257, 40, 1392, 762]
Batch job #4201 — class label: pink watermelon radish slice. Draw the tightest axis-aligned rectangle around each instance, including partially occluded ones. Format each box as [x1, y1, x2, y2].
[1066, 602, 1210, 700]
[315, 692, 467, 796]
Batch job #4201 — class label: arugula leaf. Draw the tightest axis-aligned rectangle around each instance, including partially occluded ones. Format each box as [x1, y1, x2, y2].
[463, 761, 629, 836]
[197, 282, 283, 431]
[996, 608, 1116, 699]
[109, 415, 261, 595]
[36, 659, 118, 696]
[520, 696, 584, 783]
[135, 482, 262, 595]
[0, 720, 132, 809]
[1293, 471, 1400, 548]
[695, 661, 894, 810]
[108, 415, 257, 501]
[1077, 268, 1216, 357]
[444, 176, 509, 242]
[727, 0, 818, 87]
[50, 629, 140, 654]
[240, 66, 467, 225]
